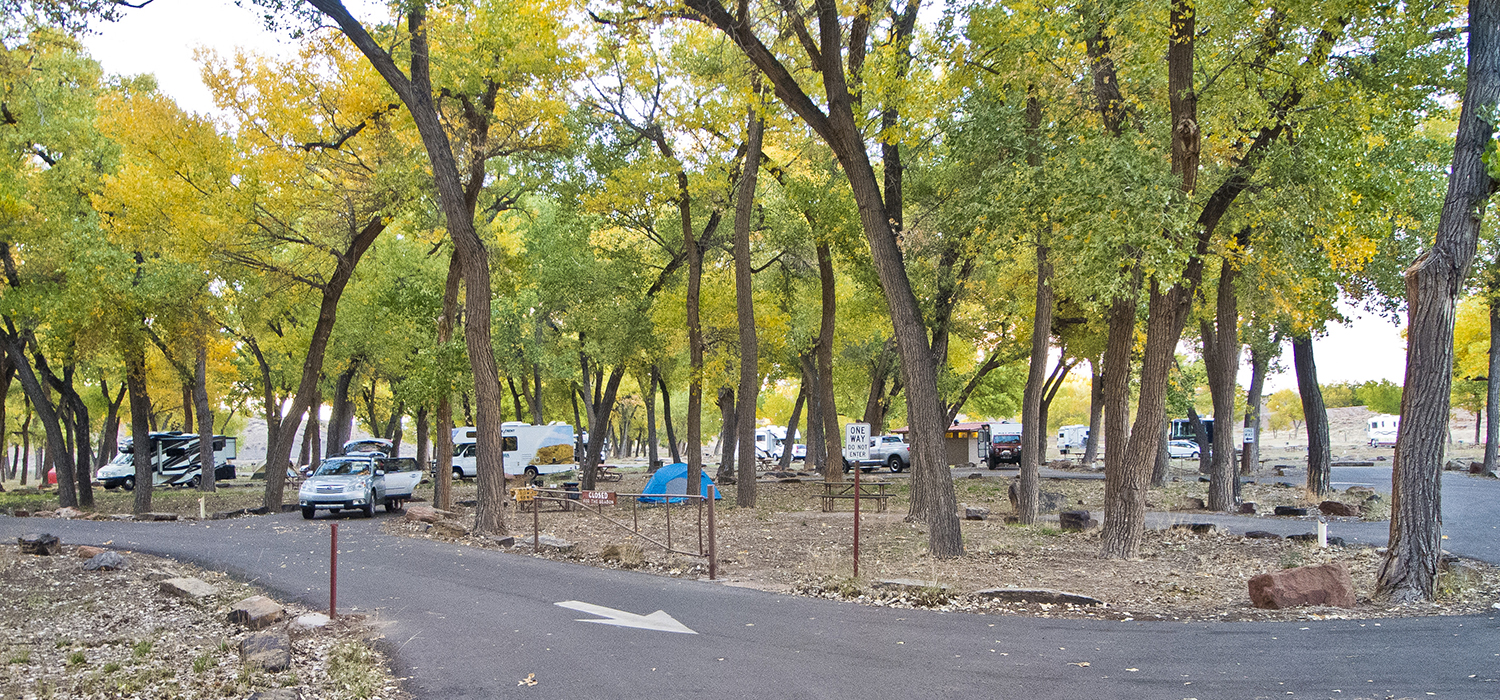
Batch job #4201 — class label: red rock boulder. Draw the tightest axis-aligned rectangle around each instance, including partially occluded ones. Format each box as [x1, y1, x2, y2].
[1248, 563, 1356, 609]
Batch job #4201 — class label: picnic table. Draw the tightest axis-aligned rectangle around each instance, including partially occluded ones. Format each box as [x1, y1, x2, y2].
[817, 480, 892, 513]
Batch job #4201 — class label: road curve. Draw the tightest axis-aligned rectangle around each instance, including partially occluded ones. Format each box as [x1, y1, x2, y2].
[3, 511, 1497, 699]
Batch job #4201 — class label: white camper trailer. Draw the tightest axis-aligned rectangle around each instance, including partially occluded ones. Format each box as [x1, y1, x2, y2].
[450, 422, 578, 479]
[1367, 414, 1400, 447]
[1056, 425, 1090, 454]
[96, 432, 238, 490]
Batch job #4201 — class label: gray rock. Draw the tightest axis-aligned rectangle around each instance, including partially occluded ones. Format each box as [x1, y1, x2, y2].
[873, 578, 949, 593]
[54, 506, 86, 519]
[972, 588, 1104, 606]
[1244, 530, 1282, 540]
[1058, 510, 1097, 532]
[1273, 506, 1308, 516]
[1183, 497, 1207, 510]
[1239, 502, 1258, 514]
[514, 534, 574, 551]
[135, 512, 179, 522]
[430, 520, 470, 539]
[1318, 500, 1359, 517]
[488, 535, 516, 547]
[1443, 458, 1468, 472]
[1038, 490, 1067, 513]
[239, 631, 291, 672]
[160, 577, 219, 600]
[227, 595, 284, 629]
[291, 612, 331, 631]
[964, 506, 989, 521]
[1171, 523, 1217, 534]
[82, 551, 129, 571]
[18, 533, 60, 555]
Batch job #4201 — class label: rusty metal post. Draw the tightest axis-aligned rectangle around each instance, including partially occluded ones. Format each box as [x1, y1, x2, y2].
[633, 499, 638, 534]
[533, 495, 540, 550]
[853, 458, 861, 578]
[329, 522, 338, 619]
[707, 488, 717, 580]
[666, 499, 672, 550]
[697, 493, 703, 553]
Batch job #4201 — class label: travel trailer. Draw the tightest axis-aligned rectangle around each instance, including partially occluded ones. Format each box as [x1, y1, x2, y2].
[96, 432, 238, 490]
[1056, 425, 1089, 454]
[1367, 414, 1400, 447]
[450, 422, 577, 479]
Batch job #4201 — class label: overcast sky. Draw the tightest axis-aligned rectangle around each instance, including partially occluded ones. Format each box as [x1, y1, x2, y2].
[79, 1, 1412, 395]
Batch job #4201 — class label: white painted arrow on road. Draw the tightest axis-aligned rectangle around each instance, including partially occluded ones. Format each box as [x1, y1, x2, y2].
[555, 601, 697, 634]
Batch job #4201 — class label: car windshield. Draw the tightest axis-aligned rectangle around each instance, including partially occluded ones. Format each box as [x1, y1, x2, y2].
[314, 459, 370, 477]
[993, 435, 1021, 445]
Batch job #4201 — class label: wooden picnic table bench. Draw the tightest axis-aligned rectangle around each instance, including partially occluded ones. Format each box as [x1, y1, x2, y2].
[817, 480, 892, 513]
[594, 464, 623, 482]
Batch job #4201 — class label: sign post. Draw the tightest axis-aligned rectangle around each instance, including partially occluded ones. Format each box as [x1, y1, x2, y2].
[844, 423, 870, 577]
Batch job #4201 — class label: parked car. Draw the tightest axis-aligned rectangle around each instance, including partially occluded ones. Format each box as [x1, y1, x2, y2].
[298, 455, 389, 519]
[844, 434, 910, 473]
[771, 442, 806, 462]
[375, 456, 422, 509]
[1167, 440, 1200, 459]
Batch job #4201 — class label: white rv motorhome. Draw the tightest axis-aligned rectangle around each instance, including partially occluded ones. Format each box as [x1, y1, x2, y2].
[449, 422, 578, 479]
[96, 432, 238, 490]
[1367, 414, 1399, 447]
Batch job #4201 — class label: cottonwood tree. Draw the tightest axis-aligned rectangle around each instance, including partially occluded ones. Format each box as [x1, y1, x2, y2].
[1379, 0, 1499, 603]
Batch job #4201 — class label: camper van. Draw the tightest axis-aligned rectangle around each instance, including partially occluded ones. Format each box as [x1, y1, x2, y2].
[96, 432, 238, 490]
[1368, 414, 1399, 447]
[450, 422, 578, 480]
[1056, 425, 1089, 454]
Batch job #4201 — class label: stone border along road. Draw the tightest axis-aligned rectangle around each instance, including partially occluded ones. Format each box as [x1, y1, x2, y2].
[2, 469, 1496, 699]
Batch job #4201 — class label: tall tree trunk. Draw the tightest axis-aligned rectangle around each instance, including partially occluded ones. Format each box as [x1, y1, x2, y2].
[1189, 405, 1211, 475]
[0, 353, 9, 479]
[304, 386, 323, 471]
[18, 397, 29, 486]
[327, 361, 359, 456]
[1202, 256, 1242, 510]
[309, 0, 508, 536]
[643, 368, 660, 471]
[801, 354, 826, 472]
[655, 368, 681, 464]
[1378, 0, 1498, 602]
[578, 360, 624, 492]
[1483, 294, 1500, 476]
[195, 336, 216, 492]
[415, 405, 429, 479]
[1241, 346, 1268, 476]
[1293, 335, 1331, 496]
[860, 339, 896, 435]
[1100, 278, 1139, 548]
[716, 386, 736, 485]
[733, 101, 763, 505]
[815, 243, 841, 483]
[779, 384, 805, 472]
[1151, 419, 1170, 488]
[434, 252, 460, 512]
[95, 379, 125, 470]
[2, 331, 75, 507]
[181, 383, 193, 434]
[1083, 359, 1104, 467]
[123, 332, 152, 515]
[1017, 248, 1052, 524]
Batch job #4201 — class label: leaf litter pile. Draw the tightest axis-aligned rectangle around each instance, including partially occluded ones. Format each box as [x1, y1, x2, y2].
[0, 544, 408, 700]
[396, 462, 1500, 624]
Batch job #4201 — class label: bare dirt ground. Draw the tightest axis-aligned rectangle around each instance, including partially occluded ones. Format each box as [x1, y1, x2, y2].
[393, 449, 1500, 624]
[0, 544, 406, 700]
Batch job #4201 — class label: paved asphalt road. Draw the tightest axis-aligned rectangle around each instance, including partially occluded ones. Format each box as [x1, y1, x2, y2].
[3, 472, 1498, 699]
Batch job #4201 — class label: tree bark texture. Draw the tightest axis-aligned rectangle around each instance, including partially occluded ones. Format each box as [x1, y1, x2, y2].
[309, 0, 508, 535]
[715, 386, 736, 485]
[816, 243, 841, 483]
[683, 0, 961, 557]
[645, 367, 660, 471]
[1150, 419, 1170, 488]
[1293, 335, 1331, 496]
[2, 331, 76, 508]
[779, 384, 805, 472]
[1202, 258, 1241, 510]
[734, 103, 763, 505]
[123, 333, 152, 515]
[656, 368, 681, 464]
[1241, 345, 1268, 475]
[802, 354, 826, 471]
[1017, 244, 1052, 524]
[194, 336, 216, 492]
[1378, 0, 1498, 603]
[434, 251, 461, 512]
[1083, 359, 1104, 467]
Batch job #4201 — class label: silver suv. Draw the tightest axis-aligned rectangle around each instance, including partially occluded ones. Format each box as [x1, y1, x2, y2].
[298, 455, 387, 519]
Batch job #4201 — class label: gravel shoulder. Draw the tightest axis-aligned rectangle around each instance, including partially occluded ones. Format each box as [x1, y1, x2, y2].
[0, 542, 408, 700]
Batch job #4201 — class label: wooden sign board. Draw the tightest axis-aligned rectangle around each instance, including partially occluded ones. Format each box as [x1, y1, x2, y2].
[511, 487, 537, 503]
[580, 490, 616, 506]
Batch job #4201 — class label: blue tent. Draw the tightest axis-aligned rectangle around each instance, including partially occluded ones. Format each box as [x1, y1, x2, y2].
[638, 462, 722, 503]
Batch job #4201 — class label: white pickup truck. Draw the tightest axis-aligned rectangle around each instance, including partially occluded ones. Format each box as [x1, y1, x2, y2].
[844, 434, 911, 473]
